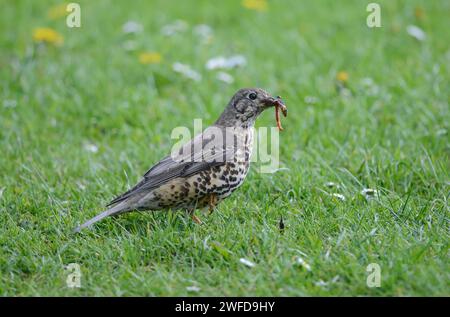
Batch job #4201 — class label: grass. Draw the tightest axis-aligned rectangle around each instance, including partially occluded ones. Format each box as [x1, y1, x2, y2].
[0, 0, 449, 296]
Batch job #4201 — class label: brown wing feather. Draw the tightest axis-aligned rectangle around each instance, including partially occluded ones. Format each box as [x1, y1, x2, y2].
[107, 126, 234, 206]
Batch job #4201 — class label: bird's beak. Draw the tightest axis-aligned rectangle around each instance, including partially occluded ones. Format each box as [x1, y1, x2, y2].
[263, 96, 287, 117]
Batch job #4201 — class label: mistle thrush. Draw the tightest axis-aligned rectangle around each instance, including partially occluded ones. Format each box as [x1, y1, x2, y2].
[75, 88, 287, 231]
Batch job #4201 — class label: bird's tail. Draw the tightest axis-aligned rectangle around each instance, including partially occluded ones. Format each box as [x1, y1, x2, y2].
[74, 202, 128, 233]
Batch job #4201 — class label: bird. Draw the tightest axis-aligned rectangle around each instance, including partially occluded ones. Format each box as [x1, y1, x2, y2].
[75, 88, 287, 232]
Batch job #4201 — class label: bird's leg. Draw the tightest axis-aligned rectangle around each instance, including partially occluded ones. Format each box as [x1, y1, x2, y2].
[188, 205, 203, 225]
[208, 194, 218, 215]
[191, 214, 203, 225]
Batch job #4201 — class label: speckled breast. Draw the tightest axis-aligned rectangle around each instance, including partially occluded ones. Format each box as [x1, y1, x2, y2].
[149, 127, 254, 210]
[186, 127, 254, 208]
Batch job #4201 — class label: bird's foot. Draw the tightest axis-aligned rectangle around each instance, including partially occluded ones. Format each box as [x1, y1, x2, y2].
[191, 214, 203, 225]
[208, 194, 218, 215]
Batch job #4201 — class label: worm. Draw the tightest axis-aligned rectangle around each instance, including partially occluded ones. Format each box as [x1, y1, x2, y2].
[274, 97, 287, 131]
[275, 105, 283, 131]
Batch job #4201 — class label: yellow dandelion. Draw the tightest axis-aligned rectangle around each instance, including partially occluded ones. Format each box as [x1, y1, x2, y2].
[47, 3, 68, 20]
[242, 0, 268, 12]
[32, 27, 64, 45]
[138, 52, 162, 64]
[336, 71, 349, 83]
[414, 7, 425, 21]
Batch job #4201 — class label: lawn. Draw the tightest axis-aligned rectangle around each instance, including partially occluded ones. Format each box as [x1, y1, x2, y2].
[0, 0, 448, 296]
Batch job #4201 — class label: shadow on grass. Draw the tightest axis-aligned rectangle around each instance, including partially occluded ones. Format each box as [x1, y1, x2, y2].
[91, 209, 203, 236]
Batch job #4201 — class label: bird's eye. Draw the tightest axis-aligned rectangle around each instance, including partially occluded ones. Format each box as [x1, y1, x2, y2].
[249, 92, 257, 100]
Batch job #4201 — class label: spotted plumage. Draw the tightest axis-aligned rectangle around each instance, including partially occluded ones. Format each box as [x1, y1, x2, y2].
[75, 88, 286, 231]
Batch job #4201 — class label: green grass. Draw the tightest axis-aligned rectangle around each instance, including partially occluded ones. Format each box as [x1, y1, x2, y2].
[0, 0, 449, 296]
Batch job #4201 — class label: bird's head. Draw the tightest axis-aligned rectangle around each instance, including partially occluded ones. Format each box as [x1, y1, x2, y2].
[215, 88, 287, 128]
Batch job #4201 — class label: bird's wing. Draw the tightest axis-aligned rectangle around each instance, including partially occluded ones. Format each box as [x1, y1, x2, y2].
[107, 126, 236, 206]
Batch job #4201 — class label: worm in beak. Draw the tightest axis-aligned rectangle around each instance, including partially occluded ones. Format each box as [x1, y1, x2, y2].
[264, 96, 287, 131]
